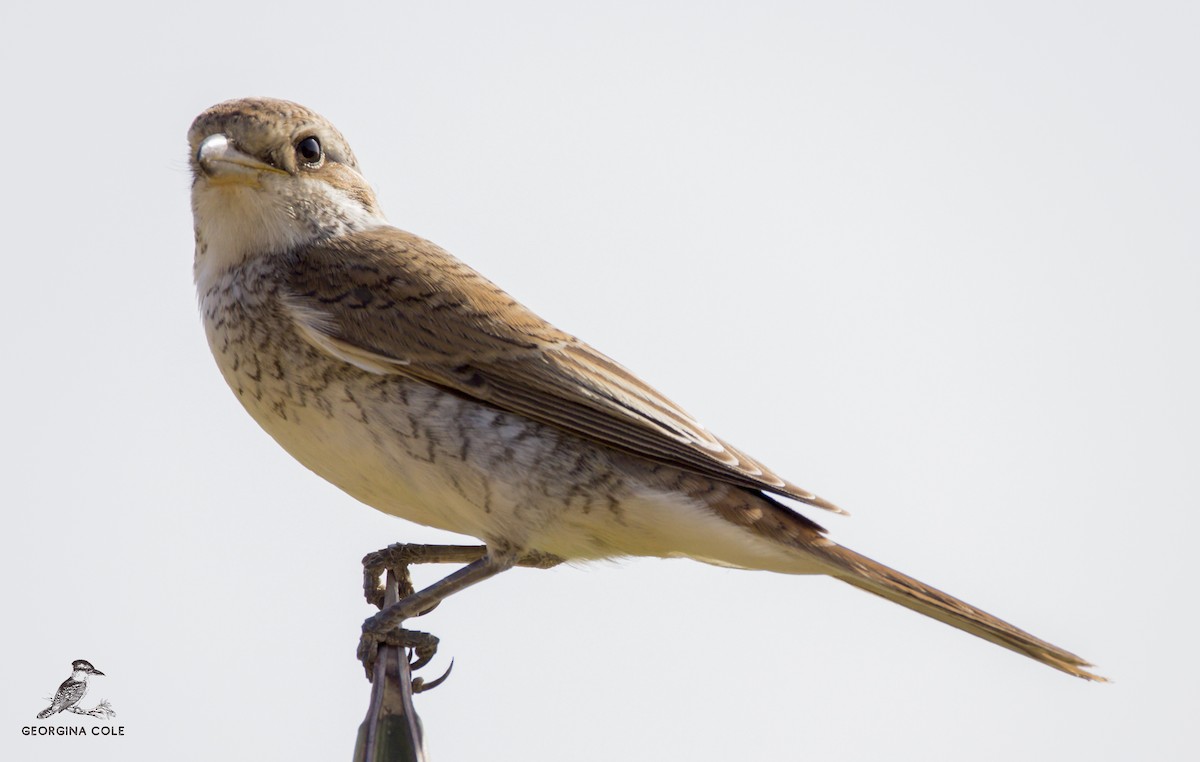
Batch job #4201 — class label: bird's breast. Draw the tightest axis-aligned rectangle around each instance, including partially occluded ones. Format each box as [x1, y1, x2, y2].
[198, 262, 639, 548]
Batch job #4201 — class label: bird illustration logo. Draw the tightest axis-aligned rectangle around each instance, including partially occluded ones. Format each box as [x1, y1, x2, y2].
[37, 660, 111, 719]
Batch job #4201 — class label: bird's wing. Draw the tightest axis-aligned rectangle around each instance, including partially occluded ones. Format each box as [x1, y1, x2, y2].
[281, 226, 841, 512]
[51, 679, 84, 709]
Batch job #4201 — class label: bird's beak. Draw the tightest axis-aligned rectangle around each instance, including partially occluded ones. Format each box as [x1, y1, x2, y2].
[90, 668, 105, 676]
[196, 133, 286, 186]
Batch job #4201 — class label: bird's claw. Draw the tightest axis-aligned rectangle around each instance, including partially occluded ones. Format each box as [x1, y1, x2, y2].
[413, 659, 454, 693]
[358, 626, 440, 681]
[407, 633, 440, 671]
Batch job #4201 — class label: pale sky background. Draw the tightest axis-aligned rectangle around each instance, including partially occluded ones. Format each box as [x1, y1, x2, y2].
[2, 2, 1196, 760]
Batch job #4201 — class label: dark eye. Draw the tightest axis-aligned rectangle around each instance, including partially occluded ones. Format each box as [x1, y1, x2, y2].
[296, 136, 322, 165]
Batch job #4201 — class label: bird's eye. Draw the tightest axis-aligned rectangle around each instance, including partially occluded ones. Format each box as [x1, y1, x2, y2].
[296, 136, 323, 165]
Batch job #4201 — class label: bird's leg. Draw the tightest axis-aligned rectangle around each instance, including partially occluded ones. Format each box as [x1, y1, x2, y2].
[360, 544, 485, 680]
[362, 544, 491, 609]
[358, 543, 563, 679]
[358, 551, 511, 680]
[362, 543, 563, 607]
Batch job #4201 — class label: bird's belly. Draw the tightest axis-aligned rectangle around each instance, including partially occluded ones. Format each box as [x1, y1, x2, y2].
[205, 324, 620, 548]
[230, 370, 525, 539]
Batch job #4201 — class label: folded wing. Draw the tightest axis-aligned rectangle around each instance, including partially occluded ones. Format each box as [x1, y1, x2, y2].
[283, 226, 841, 513]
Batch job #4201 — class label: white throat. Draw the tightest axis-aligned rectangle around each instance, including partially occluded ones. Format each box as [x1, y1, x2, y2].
[192, 176, 386, 291]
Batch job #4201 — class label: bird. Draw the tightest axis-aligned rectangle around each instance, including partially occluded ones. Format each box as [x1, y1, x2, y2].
[37, 660, 104, 718]
[189, 97, 1102, 681]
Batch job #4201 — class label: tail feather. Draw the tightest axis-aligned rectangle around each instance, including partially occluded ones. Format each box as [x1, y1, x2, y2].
[811, 541, 1105, 681]
[36, 706, 57, 719]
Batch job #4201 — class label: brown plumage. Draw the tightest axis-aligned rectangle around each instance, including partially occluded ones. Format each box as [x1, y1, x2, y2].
[283, 227, 841, 512]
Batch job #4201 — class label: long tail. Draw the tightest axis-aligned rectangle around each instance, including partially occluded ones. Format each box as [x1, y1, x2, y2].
[36, 706, 58, 719]
[809, 541, 1105, 681]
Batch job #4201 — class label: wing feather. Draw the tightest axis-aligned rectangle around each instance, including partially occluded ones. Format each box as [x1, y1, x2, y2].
[282, 226, 841, 513]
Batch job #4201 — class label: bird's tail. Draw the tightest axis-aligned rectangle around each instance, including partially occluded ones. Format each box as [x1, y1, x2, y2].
[36, 706, 58, 719]
[808, 540, 1105, 681]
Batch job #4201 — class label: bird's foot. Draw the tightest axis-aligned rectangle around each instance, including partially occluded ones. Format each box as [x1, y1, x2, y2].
[362, 543, 489, 608]
[358, 625, 442, 682]
[358, 543, 563, 683]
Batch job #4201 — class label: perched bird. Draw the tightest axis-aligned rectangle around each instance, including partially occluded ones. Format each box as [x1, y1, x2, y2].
[37, 660, 104, 718]
[189, 97, 1101, 680]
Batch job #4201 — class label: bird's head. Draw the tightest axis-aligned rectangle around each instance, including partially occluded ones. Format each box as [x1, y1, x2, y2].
[189, 97, 386, 286]
[71, 660, 104, 677]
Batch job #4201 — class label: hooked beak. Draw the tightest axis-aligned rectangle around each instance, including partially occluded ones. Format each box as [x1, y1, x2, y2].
[196, 134, 286, 186]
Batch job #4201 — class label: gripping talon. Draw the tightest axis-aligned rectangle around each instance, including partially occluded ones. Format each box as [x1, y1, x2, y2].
[358, 627, 440, 680]
[413, 659, 454, 693]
